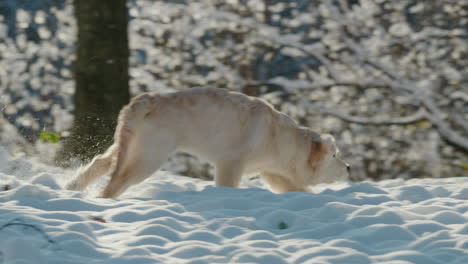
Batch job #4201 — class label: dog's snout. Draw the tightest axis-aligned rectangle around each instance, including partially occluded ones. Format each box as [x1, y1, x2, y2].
[346, 164, 351, 174]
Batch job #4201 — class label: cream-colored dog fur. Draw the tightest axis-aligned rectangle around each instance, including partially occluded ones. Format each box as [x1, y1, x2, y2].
[66, 87, 349, 198]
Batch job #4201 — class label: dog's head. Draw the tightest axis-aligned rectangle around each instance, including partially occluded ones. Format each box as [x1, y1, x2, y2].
[305, 134, 349, 184]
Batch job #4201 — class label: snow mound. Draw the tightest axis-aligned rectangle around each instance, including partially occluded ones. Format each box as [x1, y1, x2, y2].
[0, 149, 467, 264]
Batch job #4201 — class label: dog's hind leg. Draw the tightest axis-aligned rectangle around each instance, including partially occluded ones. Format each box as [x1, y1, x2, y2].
[215, 160, 244, 188]
[100, 154, 169, 198]
[66, 145, 117, 191]
[100, 133, 176, 198]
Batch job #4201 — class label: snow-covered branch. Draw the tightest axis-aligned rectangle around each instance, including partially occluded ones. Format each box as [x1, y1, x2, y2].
[320, 0, 468, 152]
[301, 101, 427, 126]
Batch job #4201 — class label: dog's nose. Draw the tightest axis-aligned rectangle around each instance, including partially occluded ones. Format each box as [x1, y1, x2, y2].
[346, 165, 351, 174]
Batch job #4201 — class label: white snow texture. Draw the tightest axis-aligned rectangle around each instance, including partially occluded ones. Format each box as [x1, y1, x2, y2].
[0, 148, 467, 264]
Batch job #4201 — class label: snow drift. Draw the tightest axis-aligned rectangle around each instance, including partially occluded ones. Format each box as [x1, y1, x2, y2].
[0, 147, 467, 264]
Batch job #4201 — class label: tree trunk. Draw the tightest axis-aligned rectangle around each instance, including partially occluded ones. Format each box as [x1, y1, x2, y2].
[56, 0, 130, 166]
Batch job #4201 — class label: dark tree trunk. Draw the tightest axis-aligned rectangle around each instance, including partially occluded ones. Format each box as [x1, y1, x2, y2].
[56, 0, 130, 166]
[264, 0, 272, 25]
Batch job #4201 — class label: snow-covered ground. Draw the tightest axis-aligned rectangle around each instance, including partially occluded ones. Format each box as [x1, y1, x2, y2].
[0, 147, 467, 264]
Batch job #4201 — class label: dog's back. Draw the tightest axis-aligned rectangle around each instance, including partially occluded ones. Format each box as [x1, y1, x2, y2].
[143, 88, 275, 161]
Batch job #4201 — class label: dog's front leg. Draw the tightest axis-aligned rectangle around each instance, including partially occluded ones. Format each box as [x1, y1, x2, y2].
[214, 160, 244, 188]
[261, 172, 309, 193]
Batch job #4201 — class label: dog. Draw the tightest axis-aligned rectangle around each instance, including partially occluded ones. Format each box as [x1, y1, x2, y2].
[66, 87, 350, 198]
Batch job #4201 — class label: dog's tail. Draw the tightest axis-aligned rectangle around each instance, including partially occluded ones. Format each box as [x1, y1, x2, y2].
[66, 93, 156, 191]
[112, 93, 156, 173]
[66, 94, 155, 190]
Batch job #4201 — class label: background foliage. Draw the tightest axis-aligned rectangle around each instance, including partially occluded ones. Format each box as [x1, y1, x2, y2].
[0, 0, 467, 180]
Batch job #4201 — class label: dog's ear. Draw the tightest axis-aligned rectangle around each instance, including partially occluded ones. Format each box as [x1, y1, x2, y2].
[309, 139, 328, 170]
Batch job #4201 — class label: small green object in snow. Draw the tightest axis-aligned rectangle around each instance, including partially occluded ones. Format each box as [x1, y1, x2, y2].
[40, 131, 61, 144]
[278, 221, 288, 230]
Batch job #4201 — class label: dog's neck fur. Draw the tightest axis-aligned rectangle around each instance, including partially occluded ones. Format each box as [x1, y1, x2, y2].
[261, 119, 313, 183]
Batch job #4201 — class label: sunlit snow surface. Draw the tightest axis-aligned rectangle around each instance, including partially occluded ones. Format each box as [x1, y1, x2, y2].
[0, 148, 467, 264]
